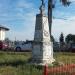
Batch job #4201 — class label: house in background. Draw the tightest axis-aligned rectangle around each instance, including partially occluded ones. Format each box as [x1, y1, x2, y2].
[0, 25, 9, 41]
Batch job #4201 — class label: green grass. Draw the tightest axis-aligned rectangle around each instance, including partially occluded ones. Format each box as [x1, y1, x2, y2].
[0, 51, 43, 75]
[54, 52, 75, 64]
[0, 51, 31, 65]
[0, 51, 75, 75]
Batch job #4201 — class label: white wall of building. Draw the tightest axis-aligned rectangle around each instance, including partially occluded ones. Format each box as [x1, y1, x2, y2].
[0, 29, 5, 41]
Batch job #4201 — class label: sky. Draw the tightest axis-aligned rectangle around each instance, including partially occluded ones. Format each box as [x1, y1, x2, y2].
[0, 0, 75, 41]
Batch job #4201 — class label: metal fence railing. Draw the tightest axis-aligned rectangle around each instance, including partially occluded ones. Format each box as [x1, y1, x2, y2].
[44, 64, 75, 75]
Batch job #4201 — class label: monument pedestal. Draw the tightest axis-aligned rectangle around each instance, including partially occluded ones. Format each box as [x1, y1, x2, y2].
[32, 14, 55, 65]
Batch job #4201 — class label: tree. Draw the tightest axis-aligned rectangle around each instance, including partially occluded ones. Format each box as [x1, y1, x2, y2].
[5, 38, 10, 43]
[65, 34, 75, 43]
[48, 0, 71, 36]
[51, 35, 55, 42]
[59, 33, 64, 43]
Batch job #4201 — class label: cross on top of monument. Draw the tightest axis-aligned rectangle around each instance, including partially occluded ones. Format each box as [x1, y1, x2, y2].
[41, 0, 44, 6]
[39, 0, 45, 15]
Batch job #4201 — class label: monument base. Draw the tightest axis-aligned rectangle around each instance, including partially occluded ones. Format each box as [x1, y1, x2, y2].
[31, 58, 55, 65]
[32, 41, 55, 65]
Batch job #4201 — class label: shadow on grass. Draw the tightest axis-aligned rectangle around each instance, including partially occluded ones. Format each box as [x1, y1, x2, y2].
[0, 60, 27, 67]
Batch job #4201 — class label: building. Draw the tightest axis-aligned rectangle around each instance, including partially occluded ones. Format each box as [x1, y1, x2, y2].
[0, 25, 9, 41]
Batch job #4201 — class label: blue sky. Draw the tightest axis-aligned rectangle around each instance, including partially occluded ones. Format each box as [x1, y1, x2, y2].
[0, 0, 75, 41]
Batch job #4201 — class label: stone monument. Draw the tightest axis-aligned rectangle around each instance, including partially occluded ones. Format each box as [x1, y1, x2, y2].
[32, 0, 55, 65]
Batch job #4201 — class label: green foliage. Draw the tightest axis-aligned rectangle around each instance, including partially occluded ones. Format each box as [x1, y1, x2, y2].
[59, 33, 64, 43]
[51, 35, 55, 42]
[60, 0, 71, 6]
[65, 34, 75, 43]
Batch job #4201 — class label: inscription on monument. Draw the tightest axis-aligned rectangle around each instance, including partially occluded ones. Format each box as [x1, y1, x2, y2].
[43, 42, 51, 46]
[43, 30, 49, 37]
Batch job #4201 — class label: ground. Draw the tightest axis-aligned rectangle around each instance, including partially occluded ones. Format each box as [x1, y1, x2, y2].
[0, 51, 75, 75]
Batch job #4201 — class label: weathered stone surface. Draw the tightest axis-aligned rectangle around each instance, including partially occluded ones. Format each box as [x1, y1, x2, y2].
[32, 13, 55, 65]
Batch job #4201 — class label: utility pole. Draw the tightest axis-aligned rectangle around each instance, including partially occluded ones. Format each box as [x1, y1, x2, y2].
[48, 0, 53, 36]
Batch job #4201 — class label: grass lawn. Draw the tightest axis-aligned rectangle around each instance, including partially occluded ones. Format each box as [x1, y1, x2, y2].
[0, 51, 75, 75]
[0, 51, 43, 75]
[54, 52, 75, 64]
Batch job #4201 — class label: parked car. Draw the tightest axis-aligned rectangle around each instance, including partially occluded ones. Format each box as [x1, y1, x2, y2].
[0, 41, 2, 49]
[0, 41, 9, 50]
[15, 42, 32, 52]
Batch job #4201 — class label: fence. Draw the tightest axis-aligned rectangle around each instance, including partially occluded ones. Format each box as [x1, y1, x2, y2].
[44, 64, 75, 75]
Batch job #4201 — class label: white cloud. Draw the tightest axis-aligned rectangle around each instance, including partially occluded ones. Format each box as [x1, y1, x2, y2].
[17, 1, 34, 9]
[0, 0, 36, 41]
[1, 0, 75, 41]
[52, 16, 75, 41]
[6, 12, 36, 41]
[68, 16, 75, 21]
[6, 29, 34, 41]
[70, 0, 75, 2]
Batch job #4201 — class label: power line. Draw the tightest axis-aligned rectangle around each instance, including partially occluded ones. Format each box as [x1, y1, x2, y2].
[53, 16, 75, 21]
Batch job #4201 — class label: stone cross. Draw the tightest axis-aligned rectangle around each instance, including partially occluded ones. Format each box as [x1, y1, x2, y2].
[41, 0, 44, 6]
[40, 0, 45, 15]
